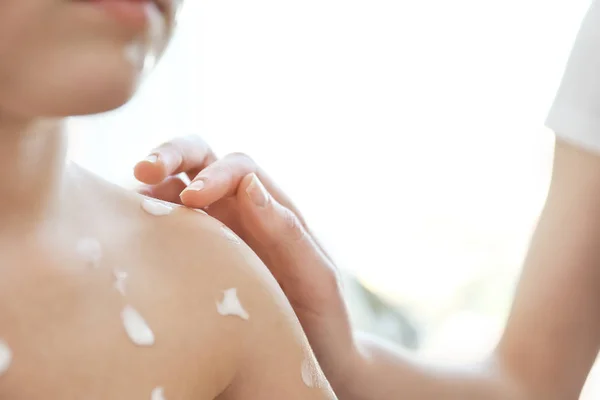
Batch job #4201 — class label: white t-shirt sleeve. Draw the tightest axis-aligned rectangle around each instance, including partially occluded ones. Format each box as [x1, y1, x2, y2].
[546, 0, 600, 153]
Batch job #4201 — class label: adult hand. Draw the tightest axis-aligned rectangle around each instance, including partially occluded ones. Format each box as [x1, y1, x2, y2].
[134, 136, 357, 393]
[133, 136, 522, 400]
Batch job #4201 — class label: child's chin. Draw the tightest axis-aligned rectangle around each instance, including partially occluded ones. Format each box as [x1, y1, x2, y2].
[0, 47, 148, 118]
[65, 91, 138, 117]
[27, 82, 139, 118]
[64, 74, 142, 116]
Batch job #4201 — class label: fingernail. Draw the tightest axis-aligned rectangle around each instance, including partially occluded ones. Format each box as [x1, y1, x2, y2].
[144, 154, 158, 164]
[185, 180, 205, 192]
[246, 173, 268, 208]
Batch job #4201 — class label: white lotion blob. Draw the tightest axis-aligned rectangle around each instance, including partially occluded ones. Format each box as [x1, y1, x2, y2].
[76, 237, 102, 268]
[141, 199, 173, 217]
[151, 386, 166, 400]
[113, 269, 129, 296]
[0, 340, 12, 377]
[216, 288, 249, 320]
[121, 305, 155, 347]
[220, 226, 241, 244]
[301, 358, 319, 388]
[301, 356, 328, 389]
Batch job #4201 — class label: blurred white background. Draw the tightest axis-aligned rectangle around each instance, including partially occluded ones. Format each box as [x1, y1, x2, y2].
[68, 0, 600, 397]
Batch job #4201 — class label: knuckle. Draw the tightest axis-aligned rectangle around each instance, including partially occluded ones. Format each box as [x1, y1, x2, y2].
[153, 141, 183, 165]
[278, 207, 305, 242]
[214, 158, 239, 182]
[228, 152, 257, 169]
[323, 264, 343, 295]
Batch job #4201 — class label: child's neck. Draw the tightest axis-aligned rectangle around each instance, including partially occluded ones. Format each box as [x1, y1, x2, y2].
[0, 114, 68, 234]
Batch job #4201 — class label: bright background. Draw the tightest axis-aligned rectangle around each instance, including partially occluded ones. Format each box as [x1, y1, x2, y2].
[68, 0, 600, 397]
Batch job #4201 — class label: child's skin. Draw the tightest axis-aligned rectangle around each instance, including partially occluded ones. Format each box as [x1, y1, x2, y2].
[0, 1, 336, 399]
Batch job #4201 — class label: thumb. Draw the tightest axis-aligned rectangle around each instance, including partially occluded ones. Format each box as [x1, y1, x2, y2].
[236, 173, 355, 377]
[236, 174, 341, 304]
[237, 173, 310, 251]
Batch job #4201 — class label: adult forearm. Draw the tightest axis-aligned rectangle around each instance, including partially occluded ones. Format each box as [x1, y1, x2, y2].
[335, 140, 600, 400]
[495, 139, 600, 400]
[336, 333, 516, 400]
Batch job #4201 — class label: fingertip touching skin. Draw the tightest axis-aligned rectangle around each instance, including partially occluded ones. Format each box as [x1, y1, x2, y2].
[179, 153, 258, 207]
[139, 175, 189, 205]
[134, 142, 312, 237]
[137, 147, 263, 210]
[134, 136, 217, 185]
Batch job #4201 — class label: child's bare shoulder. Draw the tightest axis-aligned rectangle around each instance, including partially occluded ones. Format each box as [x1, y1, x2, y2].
[129, 200, 336, 399]
[75, 168, 335, 399]
[132, 199, 294, 342]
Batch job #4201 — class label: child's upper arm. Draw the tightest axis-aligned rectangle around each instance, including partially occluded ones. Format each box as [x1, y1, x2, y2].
[211, 226, 337, 399]
[168, 210, 337, 399]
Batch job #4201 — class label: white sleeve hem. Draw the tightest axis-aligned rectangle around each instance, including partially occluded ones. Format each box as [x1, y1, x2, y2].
[544, 0, 600, 154]
[546, 101, 600, 154]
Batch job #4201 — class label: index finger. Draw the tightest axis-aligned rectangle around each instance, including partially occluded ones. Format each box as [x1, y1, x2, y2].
[134, 135, 218, 185]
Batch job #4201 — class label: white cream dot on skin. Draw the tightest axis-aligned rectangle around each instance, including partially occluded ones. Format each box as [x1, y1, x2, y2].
[216, 288, 249, 320]
[151, 386, 166, 400]
[121, 305, 155, 347]
[76, 237, 102, 268]
[301, 356, 328, 389]
[301, 358, 317, 388]
[0, 340, 12, 377]
[141, 198, 173, 216]
[220, 226, 241, 244]
[113, 269, 128, 296]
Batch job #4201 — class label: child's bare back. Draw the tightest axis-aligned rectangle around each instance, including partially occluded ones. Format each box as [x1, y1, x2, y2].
[0, 165, 334, 399]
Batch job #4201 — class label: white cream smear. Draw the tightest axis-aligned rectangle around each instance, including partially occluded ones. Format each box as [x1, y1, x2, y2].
[113, 269, 128, 296]
[220, 225, 241, 244]
[0, 340, 12, 377]
[121, 305, 155, 347]
[151, 386, 166, 400]
[301, 356, 327, 389]
[216, 288, 249, 320]
[141, 198, 173, 216]
[301, 358, 319, 388]
[76, 237, 102, 268]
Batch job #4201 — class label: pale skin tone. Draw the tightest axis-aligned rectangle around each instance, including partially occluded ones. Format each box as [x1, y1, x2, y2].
[0, 1, 335, 399]
[135, 135, 600, 400]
